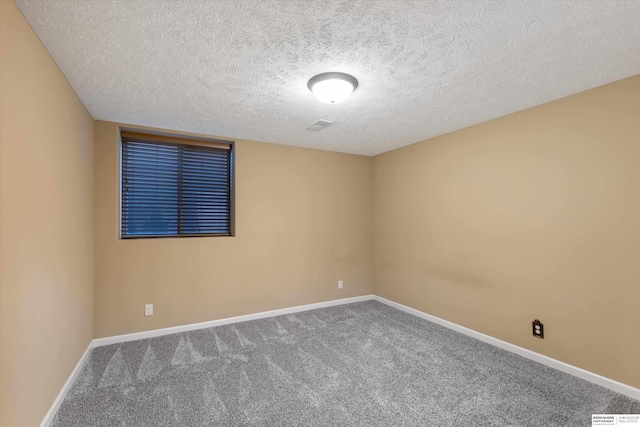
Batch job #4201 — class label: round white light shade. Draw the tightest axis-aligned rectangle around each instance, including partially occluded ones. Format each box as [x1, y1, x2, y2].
[308, 72, 358, 104]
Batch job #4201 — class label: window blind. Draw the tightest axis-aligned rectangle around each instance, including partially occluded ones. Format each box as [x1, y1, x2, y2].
[121, 133, 232, 238]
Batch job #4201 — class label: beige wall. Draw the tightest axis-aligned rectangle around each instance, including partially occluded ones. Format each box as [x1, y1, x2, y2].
[93, 121, 373, 338]
[0, 1, 95, 426]
[373, 75, 640, 388]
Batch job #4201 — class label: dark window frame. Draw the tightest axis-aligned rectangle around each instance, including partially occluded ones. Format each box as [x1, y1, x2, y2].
[119, 130, 234, 239]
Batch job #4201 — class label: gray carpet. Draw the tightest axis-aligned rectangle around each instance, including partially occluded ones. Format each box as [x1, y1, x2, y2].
[51, 301, 639, 426]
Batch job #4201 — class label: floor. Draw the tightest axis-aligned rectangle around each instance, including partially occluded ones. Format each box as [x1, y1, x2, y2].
[52, 300, 640, 426]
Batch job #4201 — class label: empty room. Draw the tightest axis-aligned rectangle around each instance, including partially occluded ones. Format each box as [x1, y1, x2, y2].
[1, 0, 639, 426]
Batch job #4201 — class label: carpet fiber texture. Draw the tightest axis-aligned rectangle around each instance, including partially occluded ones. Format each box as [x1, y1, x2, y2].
[52, 301, 639, 426]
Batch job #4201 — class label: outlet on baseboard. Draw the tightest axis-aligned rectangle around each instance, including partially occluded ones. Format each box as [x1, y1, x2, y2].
[338, 280, 343, 289]
[145, 304, 153, 316]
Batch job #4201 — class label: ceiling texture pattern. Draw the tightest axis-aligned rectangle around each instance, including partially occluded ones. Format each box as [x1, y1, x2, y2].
[15, 0, 640, 155]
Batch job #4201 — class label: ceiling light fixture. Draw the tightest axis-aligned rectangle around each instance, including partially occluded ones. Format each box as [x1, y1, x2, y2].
[308, 72, 358, 104]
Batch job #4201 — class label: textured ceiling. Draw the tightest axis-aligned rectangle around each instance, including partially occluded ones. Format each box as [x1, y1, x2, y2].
[14, 0, 640, 156]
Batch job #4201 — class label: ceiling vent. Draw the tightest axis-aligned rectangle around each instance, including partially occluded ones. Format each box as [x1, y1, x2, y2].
[307, 120, 333, 131]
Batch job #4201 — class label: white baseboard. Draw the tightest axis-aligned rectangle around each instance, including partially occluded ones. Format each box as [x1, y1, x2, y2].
[93, 294, 375, 347]
[40, 340, 94, 427]
[373, 295, 640, 401]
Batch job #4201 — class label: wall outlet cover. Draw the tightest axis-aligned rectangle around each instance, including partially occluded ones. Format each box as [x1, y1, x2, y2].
[532, 319, 544, 339]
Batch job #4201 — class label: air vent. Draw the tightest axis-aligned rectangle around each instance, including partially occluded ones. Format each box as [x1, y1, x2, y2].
[307, 120, 333, 131]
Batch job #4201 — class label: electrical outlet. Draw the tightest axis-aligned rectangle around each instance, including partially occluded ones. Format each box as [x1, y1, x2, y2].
[338, 280, 343, 289]
[532, 319, 544, 339]
[145, 304, 153, 316]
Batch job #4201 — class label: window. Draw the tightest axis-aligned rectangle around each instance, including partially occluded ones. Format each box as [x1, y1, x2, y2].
[120, 131, 233, 238]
